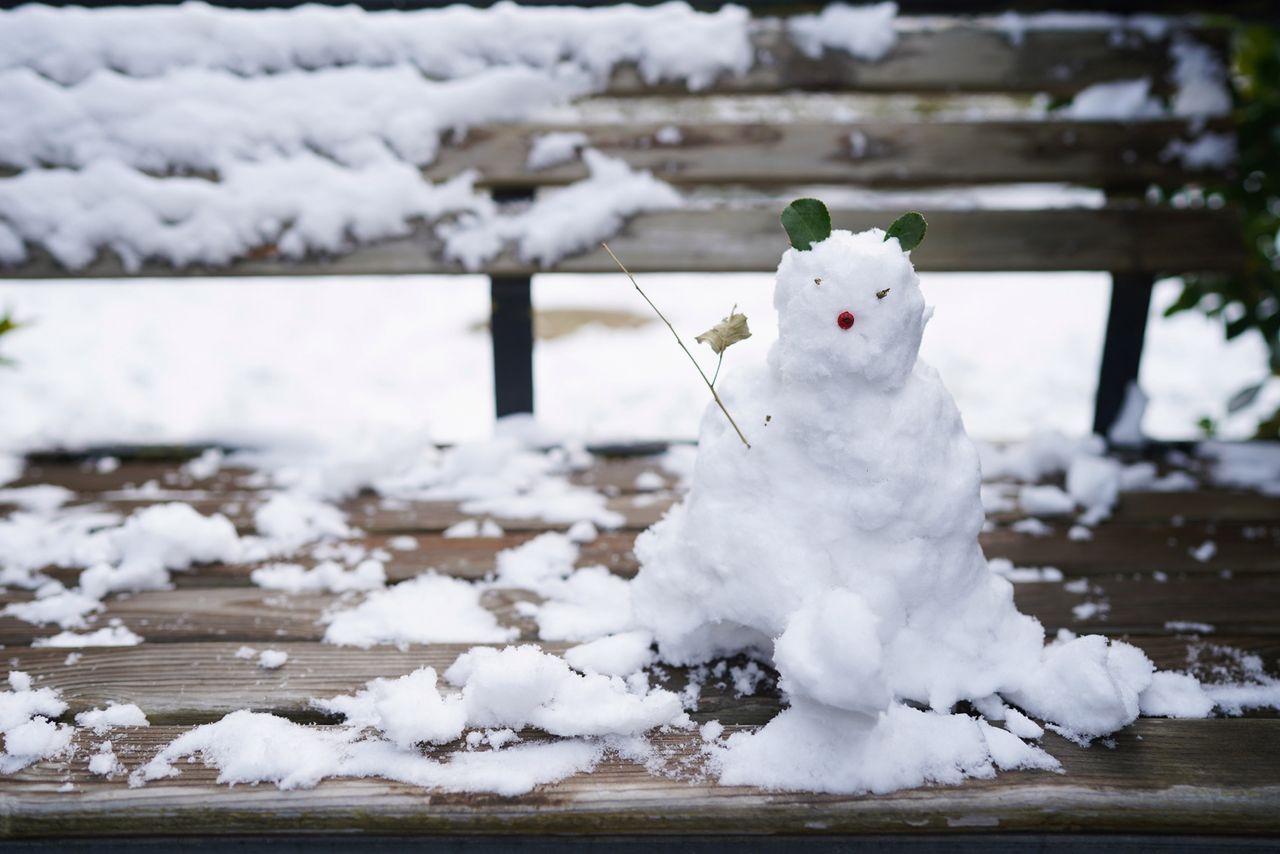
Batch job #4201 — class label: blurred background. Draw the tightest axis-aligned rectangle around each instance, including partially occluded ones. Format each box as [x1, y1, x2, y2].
[1, 2, 1277, 453]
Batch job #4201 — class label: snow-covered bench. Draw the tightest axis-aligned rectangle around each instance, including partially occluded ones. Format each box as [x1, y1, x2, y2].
[0, 2, 1242, 435]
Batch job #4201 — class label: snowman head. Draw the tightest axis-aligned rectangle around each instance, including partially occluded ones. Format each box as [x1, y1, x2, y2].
[770, 227, 929, 390]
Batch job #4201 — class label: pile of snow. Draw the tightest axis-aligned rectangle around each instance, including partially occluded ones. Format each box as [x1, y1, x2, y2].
[32, 624, 143, 648]
[134, 708, 604, 795]
[75, 702, 150, 734]
[627, 225, 1224, 793]
[441, 149, 680, 271]
[1054, 28, 1233, 168]
[0, 64, 590, 173]
[0, 506, 123, 590]
[247, 494, 352, 555]
[251, 559, 386, 594]
[0, 154, 482, 272]
[493, 532, 634, 642]
[0, 2, 754, 88]
[1200, 442, 1280, 497]
[0, 0, 761, 272]
[0, 484, 73, 513]
[135, 644, 688, 795]
[0, 671, 73, 773]
[322, 572, 515, 649]
[246, 418, 622, 528]
[2, 502, 240, 630]
[787, 2, 898, 62]
[317, 645, 686, 744]
[1059, 78, 1165, 120]
[977, 429, 1198, 528]
[526, 131, 589, 171]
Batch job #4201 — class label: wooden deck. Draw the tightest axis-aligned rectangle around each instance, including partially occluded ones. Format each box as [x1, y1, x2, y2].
[1, 452, 1279, 846]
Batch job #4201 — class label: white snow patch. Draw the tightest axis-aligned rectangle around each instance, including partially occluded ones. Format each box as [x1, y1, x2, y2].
[0, 485, 74, 513]
[33, 625, 143, 647]
[1189, 540, 1216, 562]
[75, 702, 150, 733]
[526, 131, 588, 171]
[0, 671, 72, 773]
[1018, 484, 1074, 516]
[0, 2, 754, 89]
[440, 150, 680, 271]
[134, 708, 603, 795]
[564, 630, 655, 676]
[788, 2, 898, 62]
[322, 572, 516, 648]
[257, 649, 289, 670]
[443, 644, 688, 737]
[443, 518, 505, 539]
[1061, 79, 1163, 120]
[988, 558, 1063, 583]
[251, 559, 386, 594]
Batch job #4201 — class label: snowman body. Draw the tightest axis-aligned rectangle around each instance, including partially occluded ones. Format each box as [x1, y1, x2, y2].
[631, 225, 1192, 792]
[632, 227, 1046, 713]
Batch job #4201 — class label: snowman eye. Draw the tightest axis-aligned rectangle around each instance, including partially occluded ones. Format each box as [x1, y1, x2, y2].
[837, 311, 855, 330]
[877, 288, 890, 300]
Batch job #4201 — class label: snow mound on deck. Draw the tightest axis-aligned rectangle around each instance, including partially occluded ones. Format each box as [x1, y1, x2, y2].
[629, 227, 1225, 792]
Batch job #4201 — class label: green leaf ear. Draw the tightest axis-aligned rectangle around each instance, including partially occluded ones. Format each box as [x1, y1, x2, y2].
[781, 198, 832, 251]
[884, 211, 927, 251]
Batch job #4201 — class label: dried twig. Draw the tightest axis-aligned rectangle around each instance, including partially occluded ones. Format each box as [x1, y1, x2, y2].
[601, 242, 750, 449]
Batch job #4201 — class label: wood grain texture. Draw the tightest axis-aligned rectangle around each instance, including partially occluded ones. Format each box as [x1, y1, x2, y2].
[3, 573, 1277, 647]
[428, 121, 1231, 189]
[6, 636, 1271, 725]
[601, 26, 1223, 97]
[0, 207, 1246, 279]
[2, 720, 1277, 838]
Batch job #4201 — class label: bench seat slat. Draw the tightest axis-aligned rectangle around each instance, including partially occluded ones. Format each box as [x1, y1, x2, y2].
[606, 26, 1227, 97]
[427, 120, 1231, 189]
[0, 207, 1244, 279]
[4, 719, 1279, 837]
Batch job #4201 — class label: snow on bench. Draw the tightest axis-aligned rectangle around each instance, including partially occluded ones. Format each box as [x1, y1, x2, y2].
[0, 2, 1244, 434]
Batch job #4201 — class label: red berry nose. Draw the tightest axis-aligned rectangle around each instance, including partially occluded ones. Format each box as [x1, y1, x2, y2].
[837, 311, 856, 330]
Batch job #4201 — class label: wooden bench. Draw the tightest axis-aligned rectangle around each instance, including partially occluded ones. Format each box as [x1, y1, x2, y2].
[0, 2, 1249, 438]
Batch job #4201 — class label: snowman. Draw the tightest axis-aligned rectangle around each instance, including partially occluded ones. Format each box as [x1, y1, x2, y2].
[630, 201, 1206, 793]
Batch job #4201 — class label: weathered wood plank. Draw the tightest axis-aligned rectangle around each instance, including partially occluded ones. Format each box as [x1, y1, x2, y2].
[0, 208, 1246, 279]
[2, 720, 1277, 838]
[18, 518, 1278, 601]
[604, 26, 1224, 97]
[5, 486, 1274, 540]
[350, 489, 1280, 533]
[20, 457, 1280, 530]
[6, 636, 1271, 726]
[429, 120, 1231, 189]
[2, 574, 1276, 646]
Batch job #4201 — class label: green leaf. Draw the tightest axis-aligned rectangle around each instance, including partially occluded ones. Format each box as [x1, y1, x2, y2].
[884, 212, 927, 251]
[780, 198, 831, 251]
[1228, 382, 1264, 413]
[1226, 314, 1252, 339]
[1162, 283, 1203, 317]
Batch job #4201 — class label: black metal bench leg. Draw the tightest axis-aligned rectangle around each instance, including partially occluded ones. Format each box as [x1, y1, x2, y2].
[489, 274, 534, 418]
[1092, 271, 1155, 438]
